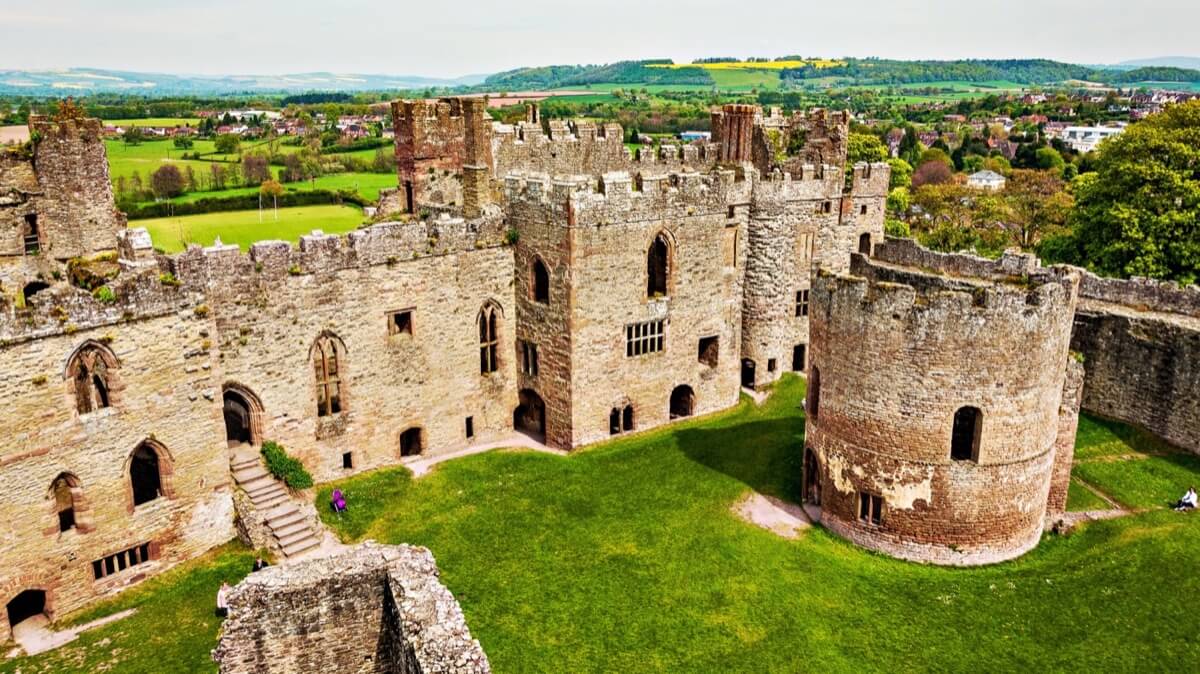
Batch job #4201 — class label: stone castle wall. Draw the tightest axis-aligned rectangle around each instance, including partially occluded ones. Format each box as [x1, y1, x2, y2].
[806, 250, 1081, 565]
[0, 268, 234, 641]
[213, 542, 489, 674]
[1071, 273, 1200, 453]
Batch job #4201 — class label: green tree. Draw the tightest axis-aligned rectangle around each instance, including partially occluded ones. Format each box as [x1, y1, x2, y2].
[846, 133, 888, 164]
[886, 158, 912, 189]
[150, 165, 185, 199]
[173, 136, 194, 150]
[1035, 146, 1065, 174]
[123, 126, 144, 146]
[1067, 100, 1200, 283]
[214, 133, 241, 155]
[918, 147, 954, 170]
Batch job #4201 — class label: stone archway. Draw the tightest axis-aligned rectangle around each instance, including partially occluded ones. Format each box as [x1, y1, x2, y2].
[514, 389, 546, 441]
[222, 383, 265, 448]
[669, 385, 695, 419]
[5, 589, 47, 633]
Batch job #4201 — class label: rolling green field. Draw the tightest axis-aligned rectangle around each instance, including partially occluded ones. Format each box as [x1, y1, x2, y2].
[138, 172, 397, 206]
[102, 117, 202, 128]
[6, 377, 1197, 673]
[104, 138, 223, 183]
[137, 204, 364, 252]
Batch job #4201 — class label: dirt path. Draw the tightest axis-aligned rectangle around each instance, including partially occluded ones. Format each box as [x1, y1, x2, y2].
[732, 492, 812, 539]
[6, 609, 137, 659]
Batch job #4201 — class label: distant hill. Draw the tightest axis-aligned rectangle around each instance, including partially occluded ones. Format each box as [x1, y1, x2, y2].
[1116, 57, 1200, 70]
[0, 68, 487, 95]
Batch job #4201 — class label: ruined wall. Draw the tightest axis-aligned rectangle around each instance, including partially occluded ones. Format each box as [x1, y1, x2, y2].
[213, 542, 489, 674]
[1048, 359, 1085, 514]
[1071, 273, 1200, 453]
[506, 170, 747, 448]
[393, 99, 473, 212]
[169, 214, 517, 482]
[0, 268, 234, 641]
[491, 120, 631, 178]
[807, 251, 1081, 565]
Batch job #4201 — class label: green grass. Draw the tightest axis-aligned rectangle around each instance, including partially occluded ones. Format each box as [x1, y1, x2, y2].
[1074, 454, 1200, 510]
[104, 138, 223, 184]
[1066, 478, 1110, 511]
[9, 378, 1198, 673]
[313, 377, 1200, 672]
[0, 543, 253, 674]
[140, 173, 397, 206]
[708, 68, 782, 90]
[137, 204, 364, 252]
[102, 117, 202, 128]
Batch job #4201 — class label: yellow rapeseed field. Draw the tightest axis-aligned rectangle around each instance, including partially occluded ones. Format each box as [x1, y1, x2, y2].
[647, 59, 844, 71]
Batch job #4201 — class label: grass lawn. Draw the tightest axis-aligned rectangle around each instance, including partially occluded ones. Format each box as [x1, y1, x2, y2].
[138, 173, 397, 207]
[8, 377, 1198, 672]
[312, 377, 1200, 672]
[0, 543, 253, 674]
[137, 204, 364, 252]
[1066, 478, 1111, 511]
[104, 138, 224, 184]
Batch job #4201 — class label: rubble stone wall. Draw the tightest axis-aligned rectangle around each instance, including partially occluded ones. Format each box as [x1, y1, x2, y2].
[213, 542, 489, 674]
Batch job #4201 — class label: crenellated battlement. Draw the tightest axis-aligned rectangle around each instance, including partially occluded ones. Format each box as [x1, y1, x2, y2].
[28, 115, 106, 143]
[503, 169, 747, 226]
[847, 162, 892, 197]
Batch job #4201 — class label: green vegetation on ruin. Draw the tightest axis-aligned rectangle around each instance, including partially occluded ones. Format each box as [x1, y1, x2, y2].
[6, 376, 1198, 673]
[137, 204, 364, 252]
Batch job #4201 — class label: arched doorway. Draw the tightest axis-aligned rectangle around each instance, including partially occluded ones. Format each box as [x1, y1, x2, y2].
[669, 385, 695, 419]
[400, 427, 423, 457]
[514, 389, 546, 440]
[6, 590, 46, 631]
[858, 232, 872, 255]
[803, 447, 822, 505]
[741, 359, 756, 389]
[222, 384, 263, 447]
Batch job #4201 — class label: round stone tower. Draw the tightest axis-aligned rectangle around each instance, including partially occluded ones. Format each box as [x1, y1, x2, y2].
[805, 250, 1081, 565]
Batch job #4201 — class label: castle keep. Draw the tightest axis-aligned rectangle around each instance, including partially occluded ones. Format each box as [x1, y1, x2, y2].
[0, 98, 1196, 640]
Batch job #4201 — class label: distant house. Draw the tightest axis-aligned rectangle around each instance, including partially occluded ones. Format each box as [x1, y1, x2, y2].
[1062, 125, 1124, 153]
[967, 170, 1006, 191]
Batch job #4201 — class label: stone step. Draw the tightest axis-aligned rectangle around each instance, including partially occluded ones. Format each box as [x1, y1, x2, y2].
[247, 481, 285, 499]
[265, 502, 299, 520]
[235, 471, 272, 490]
[252, 492, 289, 510]
[275, 527, 317, 548]
[269, 519, 311, 539]
[230, 452, 260, 469]
[280, 536, 320, 558]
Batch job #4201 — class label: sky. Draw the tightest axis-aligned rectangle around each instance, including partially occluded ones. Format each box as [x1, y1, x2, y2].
[0, 0, 1197, 78]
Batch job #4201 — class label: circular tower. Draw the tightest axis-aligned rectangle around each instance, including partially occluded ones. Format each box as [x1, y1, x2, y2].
[805, 252, 1081, 565]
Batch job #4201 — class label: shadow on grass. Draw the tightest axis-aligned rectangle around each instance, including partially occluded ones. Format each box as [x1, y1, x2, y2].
[674, 408, 806, 503]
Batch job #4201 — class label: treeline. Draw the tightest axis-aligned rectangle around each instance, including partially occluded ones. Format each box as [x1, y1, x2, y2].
[483, 60, 714, 90]
[124, 188, 368, 220]
[780, 58, 1200, 85]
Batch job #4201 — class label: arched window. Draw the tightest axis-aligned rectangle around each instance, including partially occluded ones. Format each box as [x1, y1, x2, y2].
[647, 233, 670, 298]
[531, 258, 550, 304]
[951, 406, 982, 461]
[479, 304, 500, 374]
[609, 408, 621, 435]
[312, 333, 346, 417]
[622, 405, 634, 432]
[66, 341, 119, 415]
[808, 366, 821, 420]
[130, 443, 164, 506]
[858, 232, 872, 255]
[50, 474, 80, 532]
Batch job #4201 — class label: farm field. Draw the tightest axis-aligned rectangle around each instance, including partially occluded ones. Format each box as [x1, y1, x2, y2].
[101, 117, 202, 128]
[139, 172, 397, 206]
[6, 376, 1197, 673]
[136, 204, 364, 252]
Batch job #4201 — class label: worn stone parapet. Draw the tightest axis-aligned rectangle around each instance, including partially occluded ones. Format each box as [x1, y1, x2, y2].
[503, 169, 749, 226]
[213, 542, 490, 674]
[846, 162, 891, 197]
[1077, 270, 1200, 317]
[873, 236, 1047, 279]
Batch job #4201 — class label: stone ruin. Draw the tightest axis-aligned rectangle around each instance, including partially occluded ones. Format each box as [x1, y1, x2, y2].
[212, 542, 490, 674]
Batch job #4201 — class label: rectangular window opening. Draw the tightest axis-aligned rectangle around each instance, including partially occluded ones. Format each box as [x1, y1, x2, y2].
[792, 344, 807, 371]
[93, 542, 153, 581]
[858, 493, 883, 526]
[388, 309, 414, 336]
[795, 290, 810, 318]
[465, 416, 475, 439]
[625, 320, 665, 357]
[698, 335, 719, 367]
[342, 452, 353, 469]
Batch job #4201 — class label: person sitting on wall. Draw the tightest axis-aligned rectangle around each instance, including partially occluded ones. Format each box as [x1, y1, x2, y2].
[1174, 486, 1197, 511]
[252, 556, 270, 572]
[216, 582, 231, 618]
[331, 489, 347, 513]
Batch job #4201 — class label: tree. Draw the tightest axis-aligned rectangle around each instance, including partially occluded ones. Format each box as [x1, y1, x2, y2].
[210, 163, 227, 190]
[1004, 170, 1073, 247]
[847, 133, 888, 164]
[1067, 100, 1200, 284]
[259, 179, 284, 198]
[912, 160, 954, 187]
[241, 155, 271, 185]
[123, 126, 144, 147]
[150, 165, 185, 199]
[886, 158, 913, 189]
[898, 125, 921, 166]
[214, 133, 241, 155]
[1035, 146, 1066, 174]
[918, 147, 953, 170]
[173, 136, 194, 150]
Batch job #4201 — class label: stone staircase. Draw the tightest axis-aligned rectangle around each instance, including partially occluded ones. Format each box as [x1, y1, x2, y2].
[230, 447, 322, 559]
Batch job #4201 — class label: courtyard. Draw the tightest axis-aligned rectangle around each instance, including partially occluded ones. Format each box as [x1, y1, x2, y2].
[4, 375, 1198, 673]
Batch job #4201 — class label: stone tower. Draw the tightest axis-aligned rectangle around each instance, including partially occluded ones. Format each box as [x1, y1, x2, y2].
[804, 243, 1083, 565]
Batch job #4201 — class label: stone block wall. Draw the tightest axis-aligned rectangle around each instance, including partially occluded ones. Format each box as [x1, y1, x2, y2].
[806, 252, 1081, 565]
[1048, 359, 1085, 514]
[1071, 276, 1200, 453]
[213, 542, 489, 674]
[0, 269, 234, 641]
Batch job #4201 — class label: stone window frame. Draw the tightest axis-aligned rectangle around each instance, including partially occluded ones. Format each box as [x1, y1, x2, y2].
[795, 290, 810, 318]
[478, 301, 503, 375]
[529, 256, 551, 305]
[45, 472, 94, 536]
[951, 406, 984, 462]
[858, 492, 883, 526]
[91, 541, 155, 581]
[608, 403, 635, 435]
[697, 335, 719, 368]
[311, 331, 349, 418]
[64, 340, 123, 417]
[22, 213, 41, 255]
[222, 382, 266, 447]
[625, 319, 665, 357]
[123, 439, 176, 513]
[807, 365, 821, 420]
[387, 308, 414, 337]
[646, 229, 676, 300]
[519, 340, 539, 376]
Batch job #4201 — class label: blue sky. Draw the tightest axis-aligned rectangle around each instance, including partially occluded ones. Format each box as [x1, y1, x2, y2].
[0, 0, 1196, 77]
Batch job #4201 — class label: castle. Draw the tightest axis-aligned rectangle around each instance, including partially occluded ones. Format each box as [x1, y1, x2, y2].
[1, 100, 1197, 641]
